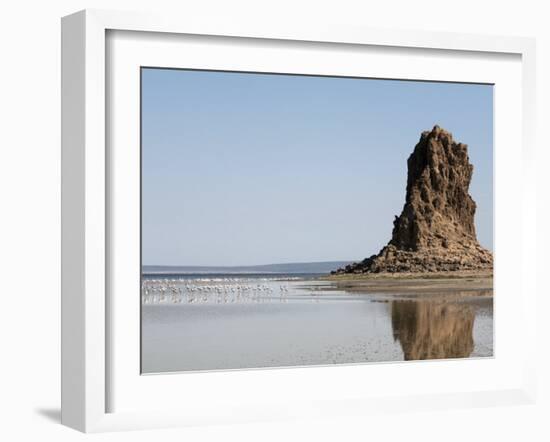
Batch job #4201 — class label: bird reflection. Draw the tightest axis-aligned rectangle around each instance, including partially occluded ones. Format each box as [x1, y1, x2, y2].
[391, 299, 475, 360]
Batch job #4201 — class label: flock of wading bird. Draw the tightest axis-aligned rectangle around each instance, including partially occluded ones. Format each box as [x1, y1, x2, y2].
[141, 278, 292, 305]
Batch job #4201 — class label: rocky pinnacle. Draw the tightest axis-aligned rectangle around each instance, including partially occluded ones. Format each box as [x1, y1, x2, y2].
[335, 125, 493, 274]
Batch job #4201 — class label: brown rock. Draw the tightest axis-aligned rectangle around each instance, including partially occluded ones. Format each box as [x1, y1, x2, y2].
[335, 125, 493, 274]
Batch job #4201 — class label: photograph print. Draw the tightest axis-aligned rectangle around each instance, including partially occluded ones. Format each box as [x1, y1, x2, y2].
[140, 68, 493, 373]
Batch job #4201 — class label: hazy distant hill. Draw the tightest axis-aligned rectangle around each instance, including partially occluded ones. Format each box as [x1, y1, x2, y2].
[143, 261, 353, 275]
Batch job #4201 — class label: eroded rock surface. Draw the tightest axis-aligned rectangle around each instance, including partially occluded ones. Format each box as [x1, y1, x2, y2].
[335, 126, 493, 274]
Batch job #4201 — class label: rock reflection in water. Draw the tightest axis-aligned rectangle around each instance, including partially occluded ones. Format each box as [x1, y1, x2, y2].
[391, 299, 475, 360]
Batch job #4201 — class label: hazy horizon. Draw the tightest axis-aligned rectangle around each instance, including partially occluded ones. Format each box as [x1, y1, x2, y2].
[143, 260, 355, 268]
[142, 68, 493, 266]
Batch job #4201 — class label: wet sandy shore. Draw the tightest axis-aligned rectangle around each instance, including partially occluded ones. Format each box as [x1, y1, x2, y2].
[319, 271, 493, 296]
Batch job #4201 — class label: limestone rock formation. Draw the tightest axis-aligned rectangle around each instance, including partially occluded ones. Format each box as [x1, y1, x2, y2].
[335, 125, 493, 274]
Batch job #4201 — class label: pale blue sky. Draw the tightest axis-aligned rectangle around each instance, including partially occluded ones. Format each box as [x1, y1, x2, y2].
[142, 68, 493, 266]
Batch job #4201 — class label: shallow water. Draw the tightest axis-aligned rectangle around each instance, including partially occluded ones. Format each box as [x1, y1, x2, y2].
[141, 275, 493, 373]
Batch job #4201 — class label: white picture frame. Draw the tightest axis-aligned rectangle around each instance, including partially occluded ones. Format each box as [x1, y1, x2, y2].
[61, 9, 537, 433]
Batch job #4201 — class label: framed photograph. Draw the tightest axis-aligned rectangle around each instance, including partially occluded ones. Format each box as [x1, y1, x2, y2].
[61, 9, 537, 432]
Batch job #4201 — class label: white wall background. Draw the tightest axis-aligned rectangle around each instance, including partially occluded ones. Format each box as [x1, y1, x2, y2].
[0, 1, 548, 441]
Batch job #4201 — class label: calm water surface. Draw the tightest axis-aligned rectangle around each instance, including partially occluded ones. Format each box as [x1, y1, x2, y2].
[141, 274, 493, 373]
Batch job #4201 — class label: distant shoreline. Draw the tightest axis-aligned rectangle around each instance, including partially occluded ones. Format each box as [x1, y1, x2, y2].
[142, 261, 353, 275]
[142, 271, 325, 276]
